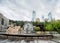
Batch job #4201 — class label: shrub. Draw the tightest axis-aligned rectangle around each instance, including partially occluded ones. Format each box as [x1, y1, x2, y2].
[34, 26, 40, 31]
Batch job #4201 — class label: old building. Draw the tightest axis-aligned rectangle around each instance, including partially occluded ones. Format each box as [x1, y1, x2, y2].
[0, 13, 9, 31]
[23, 22, 34, 34]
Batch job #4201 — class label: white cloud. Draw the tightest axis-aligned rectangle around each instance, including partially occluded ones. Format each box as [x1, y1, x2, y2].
[0, 0, 60, 21]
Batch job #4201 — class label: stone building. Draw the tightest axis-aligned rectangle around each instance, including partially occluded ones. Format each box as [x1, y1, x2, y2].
[0, 13, 9, 31]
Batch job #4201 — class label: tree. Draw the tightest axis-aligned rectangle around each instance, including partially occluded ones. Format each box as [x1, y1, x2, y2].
[34, 26, 40, 31]
[45, 24, 54, 31]
[53, 20, 60, 33]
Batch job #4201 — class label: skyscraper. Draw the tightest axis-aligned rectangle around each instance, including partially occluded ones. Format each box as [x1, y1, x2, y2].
[48, 12, 52, 21]
[42, 15, 44, 22]
[32, 10, 36, 21]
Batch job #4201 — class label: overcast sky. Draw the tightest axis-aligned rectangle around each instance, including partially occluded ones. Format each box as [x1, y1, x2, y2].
[0, 0, 60, 21]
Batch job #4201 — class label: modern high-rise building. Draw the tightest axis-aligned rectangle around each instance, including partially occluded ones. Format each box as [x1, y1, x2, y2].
[48, 12, 52, 21]
[32, 10, 36, 21]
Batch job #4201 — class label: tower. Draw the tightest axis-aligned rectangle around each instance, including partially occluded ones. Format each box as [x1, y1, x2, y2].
[42, 15, 44, 22]
[48, 12, 52, 21]
[32, 10, 36, 21]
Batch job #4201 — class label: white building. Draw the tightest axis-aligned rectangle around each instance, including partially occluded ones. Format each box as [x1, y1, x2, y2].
[23, 22, 34, 34]
[0, 13, 9, 31]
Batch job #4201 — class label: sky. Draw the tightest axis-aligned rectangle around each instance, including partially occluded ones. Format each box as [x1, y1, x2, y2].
[0, 0, 60, 21]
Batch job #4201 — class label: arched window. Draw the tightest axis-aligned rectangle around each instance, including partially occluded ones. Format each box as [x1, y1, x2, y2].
[1, 18, 4, 25]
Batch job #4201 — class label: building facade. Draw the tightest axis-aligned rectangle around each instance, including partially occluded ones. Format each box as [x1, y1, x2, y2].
[0, 13, 9, 31]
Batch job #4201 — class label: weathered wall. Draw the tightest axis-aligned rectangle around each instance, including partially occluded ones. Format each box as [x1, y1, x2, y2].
[0, 14, 9, 31]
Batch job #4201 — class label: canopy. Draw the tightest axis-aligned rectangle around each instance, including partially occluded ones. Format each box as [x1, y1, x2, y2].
[0, 0, 60, 21]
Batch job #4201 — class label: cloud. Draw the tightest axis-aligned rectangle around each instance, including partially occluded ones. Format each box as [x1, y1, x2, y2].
[0, 0, 60, 21]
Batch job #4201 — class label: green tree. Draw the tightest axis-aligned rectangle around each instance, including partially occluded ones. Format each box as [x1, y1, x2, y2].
[34, 26, 40, 31]
[53, 20, 60, 33]
[45, 24, 54, 31]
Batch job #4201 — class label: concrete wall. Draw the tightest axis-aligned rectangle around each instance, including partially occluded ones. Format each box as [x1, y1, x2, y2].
[0, 14, 9, 31]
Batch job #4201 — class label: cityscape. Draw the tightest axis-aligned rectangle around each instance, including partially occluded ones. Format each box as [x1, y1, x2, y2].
[0, 0, 60, 43]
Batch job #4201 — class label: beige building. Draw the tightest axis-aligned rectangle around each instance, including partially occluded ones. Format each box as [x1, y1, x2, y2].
[0, 13, 9, 31]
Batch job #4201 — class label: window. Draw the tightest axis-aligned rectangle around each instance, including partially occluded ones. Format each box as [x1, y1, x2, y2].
[1, 18, 4, 25]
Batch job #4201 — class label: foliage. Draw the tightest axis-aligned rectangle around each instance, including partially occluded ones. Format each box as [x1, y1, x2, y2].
[9, 20, 60, 34]
[45, 24, 54, 31]
[53, 20, 60, 33]
[9, 20, 24, 27]
[45, 20, 60, 33]
[34, 26, 40, 31]
[32, 20, 40, 26]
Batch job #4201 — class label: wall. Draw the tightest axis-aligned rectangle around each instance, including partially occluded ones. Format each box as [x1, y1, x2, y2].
[0, 13, 9, 31]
